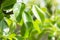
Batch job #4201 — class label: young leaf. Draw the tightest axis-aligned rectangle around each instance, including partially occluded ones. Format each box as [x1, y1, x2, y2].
[33, 20, 41, 33]
[4, 17, 12, 27]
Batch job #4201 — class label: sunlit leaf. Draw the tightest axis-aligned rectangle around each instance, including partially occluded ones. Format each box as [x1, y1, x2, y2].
[22, 12, 33, 38]
[4, 17, 12, 27]
[8, 33, 16, 39]
[33, 20, 41, 33]
[32, 5, 45, 23]
[13, 3, 25, 22]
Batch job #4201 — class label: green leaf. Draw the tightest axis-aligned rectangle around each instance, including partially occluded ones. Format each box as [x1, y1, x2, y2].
[33, 20, 42, 33]
[29, 30, 39, 40]
[32, 5, 45, 23]
[8, 33, 16, 39]
[38, 30, 50, 40]
[22, 12, 33, 23]
[0, 19, 8, 29]
[21, 12, 33, 38]
[1, 0, 16, 10]
[57, 21, 60, 28]
[0, 9, 4, 21]
[4, 17, 12, 27]
[21, 23, 26, 37]
[0, 19, 8, 37]
[13, 3, 25, 22]
[0, 13, 4, 21]
[16, 36, 23, 40]
[22, 12, 33, 29]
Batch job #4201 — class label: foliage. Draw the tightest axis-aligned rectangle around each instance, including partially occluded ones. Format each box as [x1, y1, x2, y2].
[0, 0, 60, 40]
